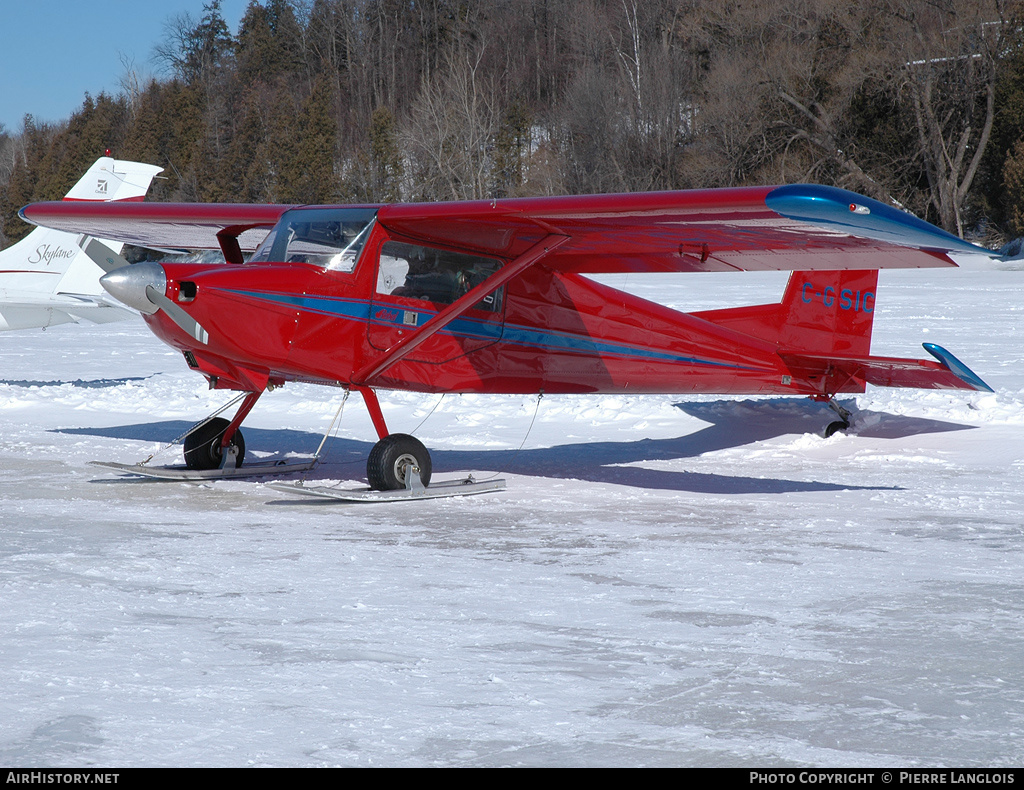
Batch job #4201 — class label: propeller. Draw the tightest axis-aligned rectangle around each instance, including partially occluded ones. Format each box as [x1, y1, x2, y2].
[79, 236, 131, 273]
[80, 238, 210, 345]
[144, 284, 209, 344]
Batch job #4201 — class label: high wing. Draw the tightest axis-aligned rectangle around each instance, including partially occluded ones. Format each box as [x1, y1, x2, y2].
[18, 202, 298, 260]
[375, 185, 992, 271]
[20, 184, 994, 272]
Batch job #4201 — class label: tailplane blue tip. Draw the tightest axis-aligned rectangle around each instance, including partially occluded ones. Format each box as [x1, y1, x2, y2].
[923, 343, 994, 392]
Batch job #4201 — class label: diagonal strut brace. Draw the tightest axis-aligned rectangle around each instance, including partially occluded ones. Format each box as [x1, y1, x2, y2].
[351, 233, 570, 388]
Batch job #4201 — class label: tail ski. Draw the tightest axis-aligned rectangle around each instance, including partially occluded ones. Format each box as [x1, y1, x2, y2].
[696, 269, 991, 394]
[0, 156, 163, 330]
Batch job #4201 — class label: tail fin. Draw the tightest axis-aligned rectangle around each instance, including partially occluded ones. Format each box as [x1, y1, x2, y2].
[773, 271, 991, 393]
[62, 156, 163, 203]
[0, 156, 162, 330]
[695, 269, 879, 357]
[775, 269, 878, 357]
[696, 269, 989, 395]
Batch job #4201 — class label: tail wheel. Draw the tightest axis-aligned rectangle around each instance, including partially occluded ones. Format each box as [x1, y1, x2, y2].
[824, 420, 850, 438]
[367, 434, 432, 491]
[183, 417, 245, 470]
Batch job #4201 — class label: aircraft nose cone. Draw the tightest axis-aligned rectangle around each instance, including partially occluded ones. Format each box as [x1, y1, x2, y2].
[100, 262, 166, 315]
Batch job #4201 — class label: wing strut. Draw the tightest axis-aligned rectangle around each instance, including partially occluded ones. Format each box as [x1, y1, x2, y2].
[353, 385, 390, 440]
[351, 233, 570, 387]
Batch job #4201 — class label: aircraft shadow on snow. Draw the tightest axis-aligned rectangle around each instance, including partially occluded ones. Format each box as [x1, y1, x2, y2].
[1, 376, 152, 389]
[55, 398, 973, 496]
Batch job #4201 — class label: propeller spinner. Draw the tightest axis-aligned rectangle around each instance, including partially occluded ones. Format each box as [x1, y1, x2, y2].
[80, 239, 210, 345]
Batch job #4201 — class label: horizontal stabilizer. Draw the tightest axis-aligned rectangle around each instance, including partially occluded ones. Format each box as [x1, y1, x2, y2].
[781, 343, 992, 393]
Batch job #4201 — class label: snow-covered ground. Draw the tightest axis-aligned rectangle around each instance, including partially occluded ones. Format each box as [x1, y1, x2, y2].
[1, 267, 1022, 767]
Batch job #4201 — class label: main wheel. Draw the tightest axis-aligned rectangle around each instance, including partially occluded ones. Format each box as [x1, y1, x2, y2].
[824, 420, 850, 438]
[183, 417, 245, 470]
[366, 434, 432, 491]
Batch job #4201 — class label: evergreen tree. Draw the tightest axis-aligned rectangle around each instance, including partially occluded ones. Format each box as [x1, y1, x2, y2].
[493, 99, 531, 198]
[1003, 141, 1024, 236]
[290, 74, 342, 203]
[163, 82, 208, 200]
[158, 0, 235, 88]
[369, 106, 402, 202]
[122, 81, 164, 170]
[237, 0, 304, 86]
[1, 117, 54, 244]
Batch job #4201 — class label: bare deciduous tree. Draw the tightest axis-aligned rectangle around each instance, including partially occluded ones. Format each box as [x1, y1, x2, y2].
[885, 0, 1006, 235]
[403, 44, 500, 201]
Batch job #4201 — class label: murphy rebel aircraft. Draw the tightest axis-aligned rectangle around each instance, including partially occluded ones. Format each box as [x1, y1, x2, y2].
[20, 185, 994, 499]
[1, 156, 162, 331]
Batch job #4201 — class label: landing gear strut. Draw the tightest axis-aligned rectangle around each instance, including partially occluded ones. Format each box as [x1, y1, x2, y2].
[182, 390, 261, 470]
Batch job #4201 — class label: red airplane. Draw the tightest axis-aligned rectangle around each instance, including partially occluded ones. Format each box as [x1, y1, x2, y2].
[20, 184, 993, 494]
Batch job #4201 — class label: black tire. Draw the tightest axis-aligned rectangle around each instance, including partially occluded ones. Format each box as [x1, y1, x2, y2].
[183, 417, 245, 470]
[824, 420, 849, 438]
[366, 434, 432, 491]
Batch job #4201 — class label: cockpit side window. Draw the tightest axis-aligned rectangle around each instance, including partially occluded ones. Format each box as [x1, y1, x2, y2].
[376, 240, 504, 313]
[248, 208, 377, 270]
[248, 229, 277, 264]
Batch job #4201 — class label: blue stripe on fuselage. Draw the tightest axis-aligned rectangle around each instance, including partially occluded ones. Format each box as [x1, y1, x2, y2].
[218, 288, 761, 371]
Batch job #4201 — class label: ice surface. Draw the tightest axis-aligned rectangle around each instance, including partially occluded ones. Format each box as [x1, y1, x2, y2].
[0, 268, 1022, 767]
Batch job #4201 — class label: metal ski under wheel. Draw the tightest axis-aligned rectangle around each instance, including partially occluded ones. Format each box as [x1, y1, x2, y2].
[90, 458, 318, 481]
[268, 469, 506, 503]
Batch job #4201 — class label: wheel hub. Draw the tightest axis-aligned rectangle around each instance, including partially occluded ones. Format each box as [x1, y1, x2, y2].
[393, 453, 419, 484]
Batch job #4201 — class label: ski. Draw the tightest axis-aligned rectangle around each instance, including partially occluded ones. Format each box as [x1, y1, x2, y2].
[267, 476, 506, 503]
[91, 459, 318, 480]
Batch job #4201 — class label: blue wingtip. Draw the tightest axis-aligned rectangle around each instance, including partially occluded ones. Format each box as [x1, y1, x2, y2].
[766, 185, 991, 256]
[923, 343, 994, 392]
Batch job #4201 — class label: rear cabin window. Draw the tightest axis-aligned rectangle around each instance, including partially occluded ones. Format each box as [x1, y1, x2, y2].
[376, 240, 504, 313]
[249, 207, 377, 271]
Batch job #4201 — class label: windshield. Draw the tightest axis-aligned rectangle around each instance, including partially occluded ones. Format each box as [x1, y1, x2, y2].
[249, 207, 377, 271]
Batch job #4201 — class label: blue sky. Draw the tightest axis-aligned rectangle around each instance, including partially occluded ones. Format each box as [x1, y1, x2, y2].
[0, 0, 249, 132]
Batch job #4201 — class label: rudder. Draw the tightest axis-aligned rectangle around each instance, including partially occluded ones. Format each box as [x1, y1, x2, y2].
[776, 269, 878, 357]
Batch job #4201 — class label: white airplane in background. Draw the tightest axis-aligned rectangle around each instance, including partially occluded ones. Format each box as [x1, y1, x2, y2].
[0, 156, 162, 331]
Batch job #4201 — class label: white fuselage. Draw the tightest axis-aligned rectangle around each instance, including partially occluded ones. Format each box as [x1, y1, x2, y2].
[0, 156, 162, 331]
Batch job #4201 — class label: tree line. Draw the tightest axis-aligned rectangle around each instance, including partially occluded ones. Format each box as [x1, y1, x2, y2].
[2, 0, 1022, 249]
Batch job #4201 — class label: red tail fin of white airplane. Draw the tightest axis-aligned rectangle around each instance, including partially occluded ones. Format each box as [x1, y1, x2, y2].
[0, 156, 162, 330]
[61, 156, 161, 203]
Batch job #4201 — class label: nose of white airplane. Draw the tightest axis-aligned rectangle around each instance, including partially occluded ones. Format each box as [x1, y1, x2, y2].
[99, 262, 166, 314]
